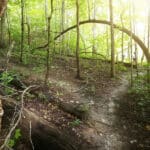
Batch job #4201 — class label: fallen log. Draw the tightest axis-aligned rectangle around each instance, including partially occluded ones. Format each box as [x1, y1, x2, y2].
[58, 101, 90, 120]
[27, 87, 90, 120]
[1, 98, 79, 150]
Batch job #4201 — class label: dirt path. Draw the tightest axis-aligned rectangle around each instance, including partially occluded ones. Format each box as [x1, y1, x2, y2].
[54, 72, 130, 150]
[5, 63, 133, 150]
[88, 75, 130, 150]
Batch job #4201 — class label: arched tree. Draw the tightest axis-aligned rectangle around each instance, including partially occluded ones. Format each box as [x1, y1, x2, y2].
[54, 19, 150, 62]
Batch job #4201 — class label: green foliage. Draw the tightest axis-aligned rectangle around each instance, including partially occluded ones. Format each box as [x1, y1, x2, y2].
[8, 129, 22, 148]
[69, 119, 81, 127]
[14, 129, 22, 139]
[38, 92, 47, 101]
[32, 66, 45, 73]
[0, 72, 13, 86]
[6, 0, 149, 64]
[129, 82, 150, 107]
[0, 72, 14, 94]
[128, 73, 150, 122]
[116, 64, 127, 72]
[8, 139, 15, 148]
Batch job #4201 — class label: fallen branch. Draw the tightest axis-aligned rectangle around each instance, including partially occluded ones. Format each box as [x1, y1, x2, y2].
[29, 121, 34, 150]
[0, 85, 36, 150]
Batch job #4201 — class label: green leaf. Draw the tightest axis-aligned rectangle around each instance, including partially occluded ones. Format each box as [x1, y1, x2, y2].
[8, 139, 15, 148]
[14, 129, 21, 140]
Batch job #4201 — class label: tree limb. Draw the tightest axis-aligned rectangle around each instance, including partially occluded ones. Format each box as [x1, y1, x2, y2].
[54, 19, 150, 62]
[0, 85, 37, 150]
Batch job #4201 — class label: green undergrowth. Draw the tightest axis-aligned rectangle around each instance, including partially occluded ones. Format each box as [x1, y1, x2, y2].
[128, 73, 150, 123]
[7, 129, 22, 148]
[0, 71, 24, 95]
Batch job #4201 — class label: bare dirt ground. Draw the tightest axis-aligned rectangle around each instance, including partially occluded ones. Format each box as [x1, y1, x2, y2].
[1, 58, 149, 150]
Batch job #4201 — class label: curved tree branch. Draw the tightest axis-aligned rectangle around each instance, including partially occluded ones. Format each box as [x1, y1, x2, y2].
[54, 19, 150, 62]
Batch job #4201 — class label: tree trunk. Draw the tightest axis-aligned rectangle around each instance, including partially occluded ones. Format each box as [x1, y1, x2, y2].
[109, 0, 115, 77]
[20, 0, 25, 62]
[61, 0, 65, 55]
[92, 0, 96, 56]
[76, 0, 81, 79]
[45, 0, 54, 84]
[66, 10, 70, 55]
[132, 1, 138, 69]
[87, 0, 90, 20]
[26, 16, 31, 46]
[120, 9, 124, 63]
[106, 27, 110, 58]
[0, 12, 6, 47]
[129, 0, 133, 87]
[44, 0, 48, 29]
[6, 11, 11, 45]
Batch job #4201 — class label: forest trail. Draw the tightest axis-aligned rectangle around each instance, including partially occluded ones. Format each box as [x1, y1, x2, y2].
[7, 63, 132, 150]
[88, 74, 130, 150]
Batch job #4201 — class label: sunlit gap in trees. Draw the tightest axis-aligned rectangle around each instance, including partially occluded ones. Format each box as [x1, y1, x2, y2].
[5, 0, 150, 63]
[83, 0, 150, 62]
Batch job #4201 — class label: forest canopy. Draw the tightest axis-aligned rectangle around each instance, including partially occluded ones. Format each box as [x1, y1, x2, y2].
[1, 0, 149, 63]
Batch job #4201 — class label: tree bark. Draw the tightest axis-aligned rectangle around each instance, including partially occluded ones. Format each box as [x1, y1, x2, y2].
[61, 0, 65, 55]
[76, 0, 81, 79]
[87, 0, 90, 20]
[44, 0, 48, 28]
[0, 12, 6, 47]
[129, 0, 133, 87]
[109, 0, 115, 77]
[92, 0, 96, 56]
[20, 0, 25, 62]
[26, 16, 31, 46]
[6, 11, 11, 45]
[45, 0, 54, 84]
[120, 10, 124, 63]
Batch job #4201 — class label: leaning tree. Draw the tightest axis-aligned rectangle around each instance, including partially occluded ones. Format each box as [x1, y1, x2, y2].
[55, 19, 150, 62]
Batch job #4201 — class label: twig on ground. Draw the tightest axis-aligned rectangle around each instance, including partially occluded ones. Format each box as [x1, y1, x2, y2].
[29, 121, 34, 150]
[0, 85, 36, 150]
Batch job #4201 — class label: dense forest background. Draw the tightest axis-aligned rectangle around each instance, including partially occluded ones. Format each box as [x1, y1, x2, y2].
[1, 0, 150, 69]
